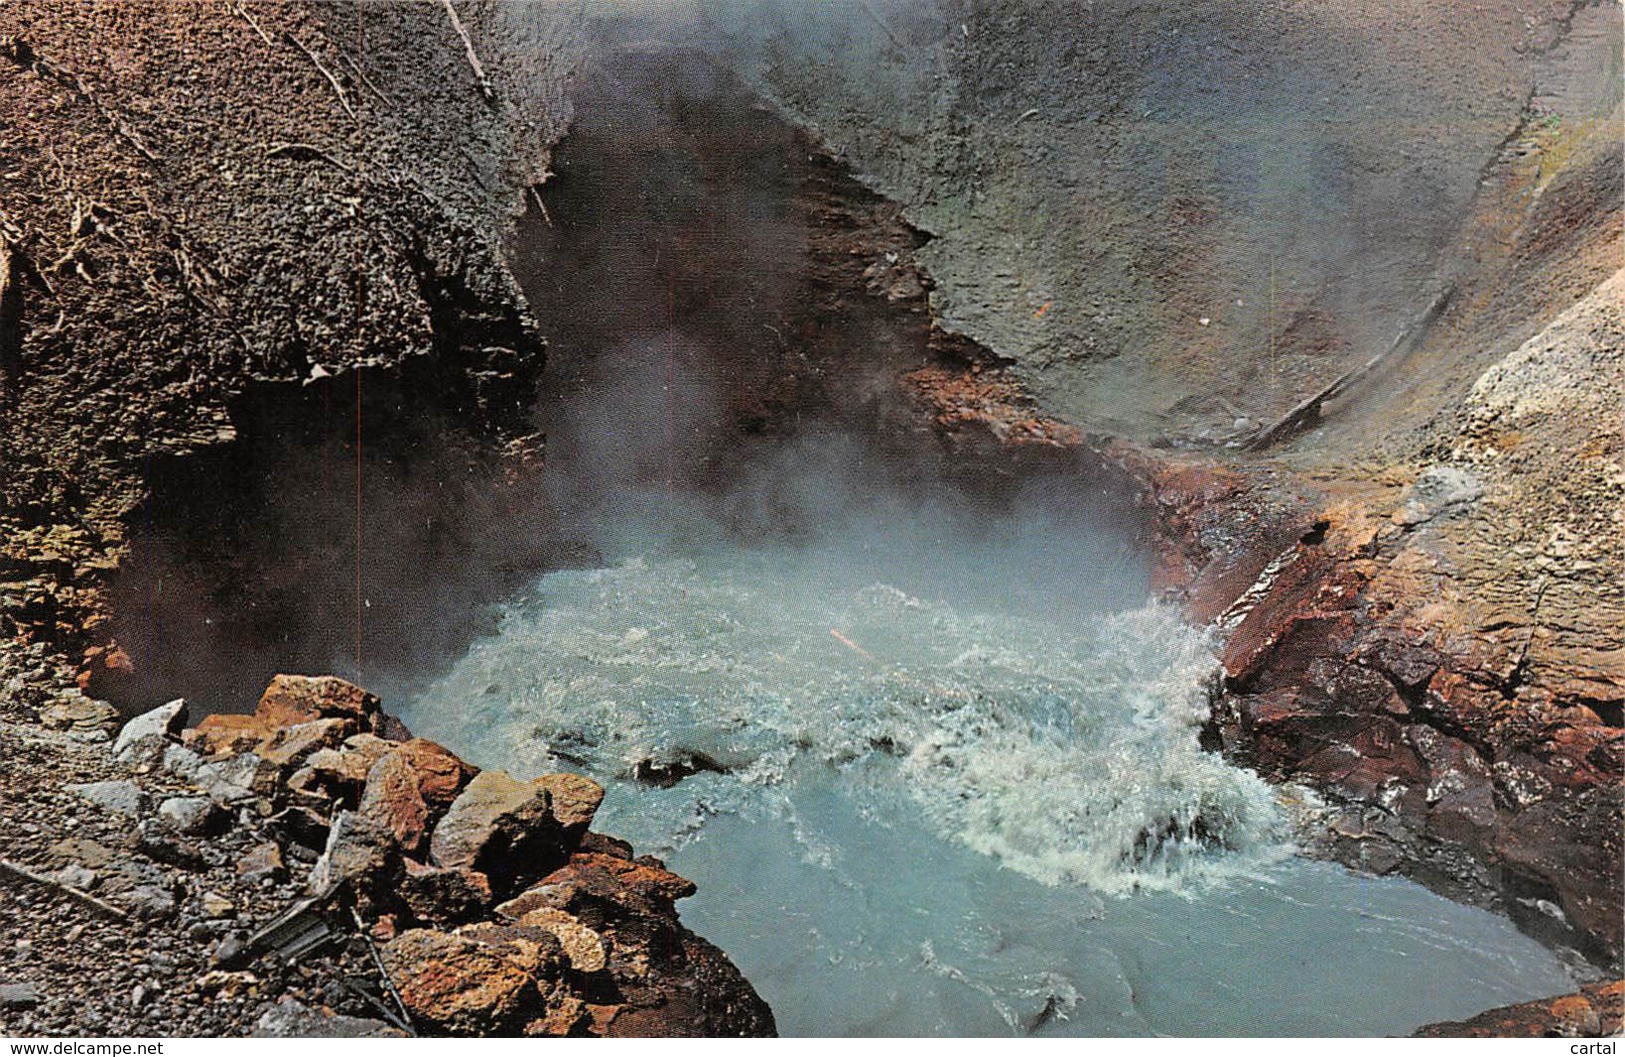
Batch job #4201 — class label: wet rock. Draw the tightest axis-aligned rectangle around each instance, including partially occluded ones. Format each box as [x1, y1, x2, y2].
[157, 795, 224, 836]
[1414, 980, 1623, 1037]
[430, 771, 603, 890]
[400, 860, 493, 927]
[252, 997, 407, 1038]
[632, 749, 729, 788]
[0, 982, 41, 1011]
[379, 927, 547, 1034]
[359, 751, 431, 853]
[112, 699, 188, 766]
[65, 779, 144, 817]
[499, 852, 698, 922]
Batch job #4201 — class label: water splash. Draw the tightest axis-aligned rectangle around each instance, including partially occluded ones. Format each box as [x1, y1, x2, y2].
[403, 544, 1578, 1036]
[410, 548, 1286, 893]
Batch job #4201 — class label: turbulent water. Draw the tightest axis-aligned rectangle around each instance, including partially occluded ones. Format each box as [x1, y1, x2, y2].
[402, 546, 1577, 1037]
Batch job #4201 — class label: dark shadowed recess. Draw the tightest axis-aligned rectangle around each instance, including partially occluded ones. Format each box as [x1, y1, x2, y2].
[105, 357, 566, 717]
[104, 42, 1154, 720]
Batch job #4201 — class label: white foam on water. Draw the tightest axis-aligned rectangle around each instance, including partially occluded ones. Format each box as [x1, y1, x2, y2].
[403, 546, 1579, 1036]
[409, 550, 1287, 893]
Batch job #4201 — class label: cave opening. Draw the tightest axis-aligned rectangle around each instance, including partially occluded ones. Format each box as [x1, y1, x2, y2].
[105, 43, 1148, 722]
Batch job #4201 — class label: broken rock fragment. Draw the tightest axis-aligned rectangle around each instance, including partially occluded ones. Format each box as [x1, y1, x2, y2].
[308, 810, 396, 900]
[156, 795, 224, 837]
[258, 717, 355, 769]
[112, 698, 187, 766]
[429, 770, 603, 891]
[64, 779, 144, 817]
[401, 859, 494, 927]
[379, 927, 550, 1035]
[358, 750, 432, 853]
[394, 737, 476, 809]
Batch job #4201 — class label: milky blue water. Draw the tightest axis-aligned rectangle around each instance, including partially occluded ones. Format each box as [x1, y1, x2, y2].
[402, 547, 1577, 1037]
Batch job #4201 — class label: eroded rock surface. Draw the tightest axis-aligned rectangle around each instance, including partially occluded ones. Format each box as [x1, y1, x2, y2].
[1415, 980, 1624, 1038]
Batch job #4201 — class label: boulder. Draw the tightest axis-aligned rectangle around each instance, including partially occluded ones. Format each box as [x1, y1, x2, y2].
[497, 852, 697, 923]
[400, 860, 494, 926]
[378, 928, 544, 1035]
[395, 738, 475, 809]
[192, 753, 279, 804]
[112, 699, 187, 766]
[256, 674, 380, 730]
[454, 921, 566, 977]
[157, 743, 203, 780]
[359, 752, 430, 853]
[185, 676, 383, 759]
[308, 811, 396, 899]
[541, 774, 605, 830]
[430, 771, 603, 889]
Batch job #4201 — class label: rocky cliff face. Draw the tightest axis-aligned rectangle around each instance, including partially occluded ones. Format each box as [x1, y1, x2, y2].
[702, 0, 1621, 441]
[0, 0, 574, 652]
[695, 0, 1624, 977]
[1143, 284, 1623, 969]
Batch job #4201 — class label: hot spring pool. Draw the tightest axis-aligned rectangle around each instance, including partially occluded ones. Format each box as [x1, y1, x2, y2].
[399, 547, 1577, 1037]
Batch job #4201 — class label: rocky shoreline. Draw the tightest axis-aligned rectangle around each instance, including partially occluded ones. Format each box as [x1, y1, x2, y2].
[0, 672, 773, 1037]
[1122, 274, 1624, 975]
